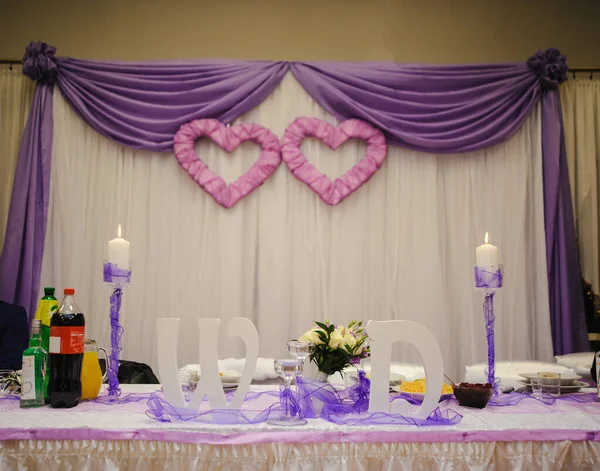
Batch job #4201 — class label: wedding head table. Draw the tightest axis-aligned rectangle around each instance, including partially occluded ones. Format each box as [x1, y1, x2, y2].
[2, 384, 600, 471]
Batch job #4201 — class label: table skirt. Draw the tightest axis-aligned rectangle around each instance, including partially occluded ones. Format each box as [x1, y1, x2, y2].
[1, 439, 600, 471]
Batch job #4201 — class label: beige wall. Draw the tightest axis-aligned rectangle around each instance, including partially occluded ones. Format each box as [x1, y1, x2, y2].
[0, 0, 599, 65]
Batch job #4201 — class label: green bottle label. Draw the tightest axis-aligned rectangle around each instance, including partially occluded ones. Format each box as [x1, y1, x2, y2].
[34, 299, 57, 359]
[35, 299, 58, 327]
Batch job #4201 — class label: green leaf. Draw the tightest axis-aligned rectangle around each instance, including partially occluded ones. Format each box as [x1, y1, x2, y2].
[315, 321, 329, 331]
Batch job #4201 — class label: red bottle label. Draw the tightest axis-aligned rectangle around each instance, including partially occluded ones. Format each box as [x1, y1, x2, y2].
[49, 326, 85, 354]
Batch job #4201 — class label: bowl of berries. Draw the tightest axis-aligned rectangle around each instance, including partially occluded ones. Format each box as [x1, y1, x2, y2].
[453, 382, 493, 409]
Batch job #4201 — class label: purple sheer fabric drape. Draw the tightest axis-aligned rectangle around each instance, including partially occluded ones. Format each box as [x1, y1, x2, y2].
[0, 42, 588, 354]
[0, 83, 53, 320]
[290, 61, 539, 153]
[56, 57, 289, 151]
[541, 91, 588, 354]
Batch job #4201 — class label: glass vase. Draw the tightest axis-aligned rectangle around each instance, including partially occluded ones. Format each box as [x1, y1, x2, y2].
[315, 370, 331, 382]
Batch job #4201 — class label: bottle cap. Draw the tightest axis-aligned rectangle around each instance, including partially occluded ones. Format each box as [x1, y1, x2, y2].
[31, 319, 41, 334]
[44, 287, 55, 296]
[64, 288, 75, 295]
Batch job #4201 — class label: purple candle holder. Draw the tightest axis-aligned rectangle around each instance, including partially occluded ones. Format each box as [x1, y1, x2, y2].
[103, 261, 131, 399]
[474, 265, 503, 393]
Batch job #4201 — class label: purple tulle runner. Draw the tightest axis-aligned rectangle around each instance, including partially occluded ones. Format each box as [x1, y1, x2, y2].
[0, 395, 19, 401]
[490, 391, 598, 407]
[145, 371, 463, 426]
[92, 392, 153, 405]
[146, 393, 288, 425]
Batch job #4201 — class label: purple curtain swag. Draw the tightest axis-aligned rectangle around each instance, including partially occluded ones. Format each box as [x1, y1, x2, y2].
[0, 42, 587, 354]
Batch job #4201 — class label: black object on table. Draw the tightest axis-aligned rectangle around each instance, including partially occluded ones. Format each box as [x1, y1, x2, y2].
[99, 359, 159, 384]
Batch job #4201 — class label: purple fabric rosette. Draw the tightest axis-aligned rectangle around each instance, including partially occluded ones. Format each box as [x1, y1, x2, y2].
[527, 48, 568, 90]
[22, 41, 58, 83]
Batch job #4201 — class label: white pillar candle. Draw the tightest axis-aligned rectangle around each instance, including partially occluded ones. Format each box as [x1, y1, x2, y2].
[476, 232, 498, 267]
[108, 224, 130, 269]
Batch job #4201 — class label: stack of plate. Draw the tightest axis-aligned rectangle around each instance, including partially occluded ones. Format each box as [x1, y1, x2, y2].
[179, 369, 242, 392]
[518, 372, 586, 394]
[220, 371, 242, 391]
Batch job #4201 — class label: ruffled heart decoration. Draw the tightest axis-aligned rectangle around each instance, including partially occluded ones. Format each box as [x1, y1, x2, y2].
[281, 117, 387, 205]
[173, 119, 281, 208]
[173, 117, 387, 207]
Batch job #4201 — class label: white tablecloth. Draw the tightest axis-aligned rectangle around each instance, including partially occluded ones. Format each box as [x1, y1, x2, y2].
[2, 385, 600, 470]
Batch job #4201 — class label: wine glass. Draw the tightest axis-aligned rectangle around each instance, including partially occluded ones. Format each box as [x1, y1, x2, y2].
[267, 359, 307, 426]
[287, 340, 313, 375]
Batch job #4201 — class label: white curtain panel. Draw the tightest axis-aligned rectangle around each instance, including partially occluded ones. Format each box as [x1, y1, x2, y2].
[561, 76, 600, 294]
[42, 74, 553, 380]
[0, 68, 34, 250]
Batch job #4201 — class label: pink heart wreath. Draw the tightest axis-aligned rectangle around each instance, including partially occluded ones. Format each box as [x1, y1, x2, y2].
[281, 117, 387, 205]
[173, 119, 281, 208]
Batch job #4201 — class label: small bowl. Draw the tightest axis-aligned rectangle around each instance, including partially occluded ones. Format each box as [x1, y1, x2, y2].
[453, 382, 493, 409]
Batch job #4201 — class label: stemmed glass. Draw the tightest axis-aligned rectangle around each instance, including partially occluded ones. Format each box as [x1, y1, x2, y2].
[267, 359, 307, 426]
[287, 340, 313, 377]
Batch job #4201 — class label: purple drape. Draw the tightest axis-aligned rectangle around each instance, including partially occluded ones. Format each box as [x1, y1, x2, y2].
[56, 58, 289, 151]
[541, 91, 588, 353]
[0, 42, 587, 354]
[0, 83, 53, 320]
[290, 61, 539, 153]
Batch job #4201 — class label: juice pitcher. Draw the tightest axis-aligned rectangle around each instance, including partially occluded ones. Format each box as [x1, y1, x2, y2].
[80, 339, 108, 400]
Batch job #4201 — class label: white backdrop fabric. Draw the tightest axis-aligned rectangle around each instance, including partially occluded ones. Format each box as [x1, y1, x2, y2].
[561, 76, 600, 294]
[42, 74, 553, 380]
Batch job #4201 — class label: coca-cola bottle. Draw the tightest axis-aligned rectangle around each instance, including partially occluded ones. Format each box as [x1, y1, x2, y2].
[48, 288, 85, 408]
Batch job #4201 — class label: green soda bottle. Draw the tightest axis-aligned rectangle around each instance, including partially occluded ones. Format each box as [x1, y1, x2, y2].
[34, 287, 58, 402]
[20, 320, 47, 408]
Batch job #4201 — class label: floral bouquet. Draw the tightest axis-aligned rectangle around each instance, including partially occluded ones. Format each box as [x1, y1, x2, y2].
[299, 320, 369, 377]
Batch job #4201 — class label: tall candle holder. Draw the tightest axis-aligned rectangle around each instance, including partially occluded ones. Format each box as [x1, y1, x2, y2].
[103, 261, 131, 399]
[475, 265, 503, 393]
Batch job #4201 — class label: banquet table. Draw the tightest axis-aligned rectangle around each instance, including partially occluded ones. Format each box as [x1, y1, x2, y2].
[1, 385, 600, 470]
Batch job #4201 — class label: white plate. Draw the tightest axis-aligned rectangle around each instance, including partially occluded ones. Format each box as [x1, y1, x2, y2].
[219, 370, 242, 384]
[519, 373, 582, 386]
[347, 371, 405, 385]
[518, 379, 586, 391]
